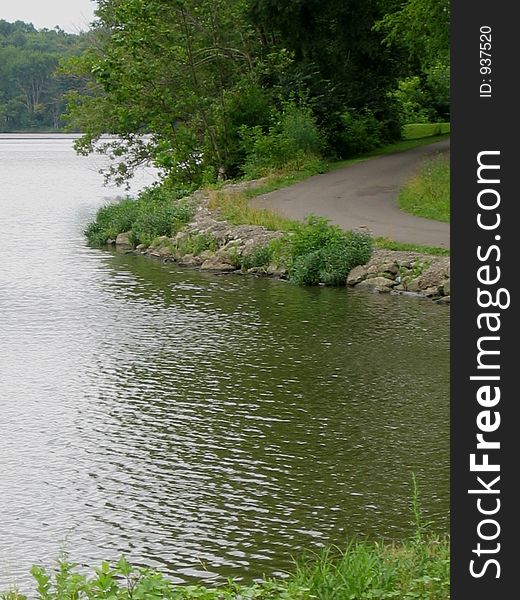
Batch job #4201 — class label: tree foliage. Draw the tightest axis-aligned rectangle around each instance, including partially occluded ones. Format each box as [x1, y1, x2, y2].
[375, 0, 450, 70]
[2, 2, 450, 178]
[0, 20, 88, 131]
[375, 0, 450, 123]
[61, 0, 414, 184]
[247, 0, 406, 153]
[64, 0, 265, 184]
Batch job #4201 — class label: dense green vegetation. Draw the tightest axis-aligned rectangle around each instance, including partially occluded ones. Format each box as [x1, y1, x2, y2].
[84, 185, 195, 247]
[278, 217, 373, 286]
[398, 153, 450, 222]
[61, 0, 450, 187]
[0, 20, 88, 131]
[1, 536, 449, 599]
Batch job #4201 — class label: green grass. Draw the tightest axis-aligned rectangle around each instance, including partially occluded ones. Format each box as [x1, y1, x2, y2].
[208, 189, 298, 231]
[176, 232, 219, 256]
[2, 537, 449, 600]
[403, 123, 451, 140]
[374, 237, 450, 256]
[398, 153, 450, 222]
[293, 536, 450, 600]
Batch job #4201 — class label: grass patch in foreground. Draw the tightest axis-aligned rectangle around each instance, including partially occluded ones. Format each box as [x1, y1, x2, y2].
[398, 153, 450, 222]
[1, 536, 449, 600]
[294, 536, 450, 600]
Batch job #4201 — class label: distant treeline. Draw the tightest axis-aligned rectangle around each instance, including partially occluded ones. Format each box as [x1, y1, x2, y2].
[0, 20, 88, 132]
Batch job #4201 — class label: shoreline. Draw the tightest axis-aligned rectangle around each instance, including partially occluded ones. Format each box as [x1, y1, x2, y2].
[109, 181, 450, 305]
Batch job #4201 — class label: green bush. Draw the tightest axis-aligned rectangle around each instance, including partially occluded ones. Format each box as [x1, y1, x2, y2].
[239, 104, 323, 178]
[338, 110, 384, 156]
[278, 216, 372, 286]
[424, 61, 450, 122]
[219, 82, 273, 178]
[84, 198, 140, 246]
[85, 185, 195, 247]
[391, 76, 431, 124]
[239, 245, 274, 270]
[392, 62, 450, 125]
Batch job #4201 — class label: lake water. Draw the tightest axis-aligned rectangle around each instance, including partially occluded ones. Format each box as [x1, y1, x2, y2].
[0, 135, 449, 591]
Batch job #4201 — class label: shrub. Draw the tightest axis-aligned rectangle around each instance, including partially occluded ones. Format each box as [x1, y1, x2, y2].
[337, 110, 384, 156]
[84, 197, 139, 246]
[85, 184, 195, 247]
[391, 76, 431, 124]
[239, 104, 323, 178]
[424, 61, 450, 122]
[219, 82, 273, 177]
[281, 216, 373, 286]
[392, 62, 450, 126]
[239, 245, 274, 270]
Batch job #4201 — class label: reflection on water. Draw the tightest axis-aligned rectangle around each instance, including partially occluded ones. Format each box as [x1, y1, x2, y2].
[0, 137, 449, 590]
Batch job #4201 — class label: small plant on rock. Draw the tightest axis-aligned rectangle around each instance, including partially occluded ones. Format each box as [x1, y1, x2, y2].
[177, 233, 219, 256]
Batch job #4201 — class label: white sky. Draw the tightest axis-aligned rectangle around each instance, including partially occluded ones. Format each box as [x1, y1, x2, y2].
[0, 0, 98, 33]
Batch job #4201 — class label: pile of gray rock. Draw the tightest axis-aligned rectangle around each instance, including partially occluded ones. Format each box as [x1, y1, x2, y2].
[115, 190, 287, 276]
[347, 249, 450, 304]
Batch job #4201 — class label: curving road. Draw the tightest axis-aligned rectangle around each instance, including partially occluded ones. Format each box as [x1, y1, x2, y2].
[251, 138, 450, 248]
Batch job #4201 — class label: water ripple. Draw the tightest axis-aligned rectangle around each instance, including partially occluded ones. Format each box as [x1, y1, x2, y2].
[0, 137, 449, 592]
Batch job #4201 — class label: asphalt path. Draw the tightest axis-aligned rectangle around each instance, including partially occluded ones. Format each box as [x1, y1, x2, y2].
[251, 138, 450, 248]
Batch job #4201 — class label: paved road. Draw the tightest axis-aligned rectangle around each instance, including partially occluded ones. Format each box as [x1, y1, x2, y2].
[251, 139, 450, 248]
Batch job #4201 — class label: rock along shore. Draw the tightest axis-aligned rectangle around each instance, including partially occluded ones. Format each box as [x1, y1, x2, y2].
[111, 180, 450, 305]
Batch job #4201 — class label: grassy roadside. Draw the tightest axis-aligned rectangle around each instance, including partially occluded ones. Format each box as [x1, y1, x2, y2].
[374, 237, 450, 256]
[206, 131, 451, 256]
[1, 536, 449, 600]
[207, 190, 450, 257]
[231, 132, 451, 202]
[398, 153, 450, 222]
[403, 122, 450, 139]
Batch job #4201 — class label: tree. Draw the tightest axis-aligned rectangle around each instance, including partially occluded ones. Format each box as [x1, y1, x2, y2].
[375, 0, 450, 70]
[64, 0, 262, 185]
[375, 0, 450, 123]
[247, 0, 406, 155]
[0, 19, 87, 131]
